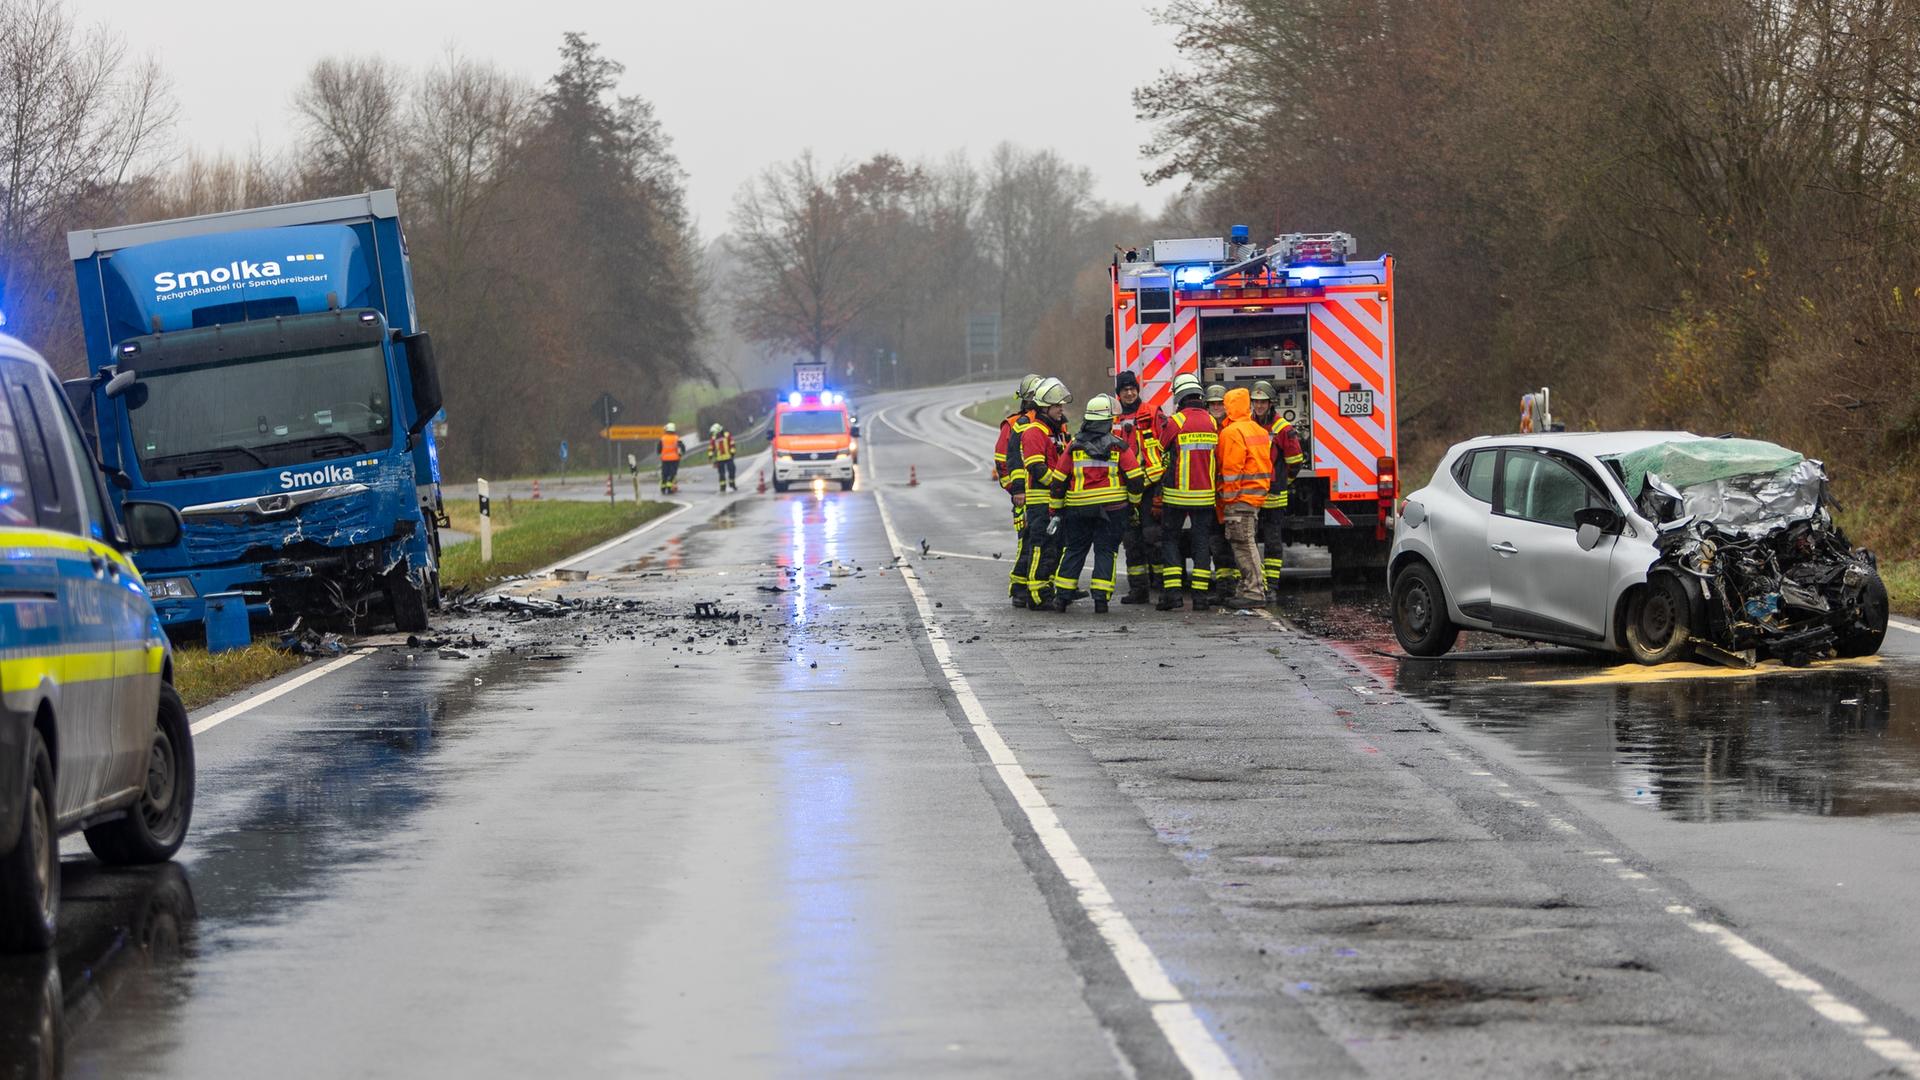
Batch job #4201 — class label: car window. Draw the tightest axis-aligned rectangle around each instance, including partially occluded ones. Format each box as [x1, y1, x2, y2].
[0, 381, 35, 527]
[5, 365, 78, 535]
[1497, 450, 1609, 528]
[1452, 449, 1496, 503]
[45, 374, 111, 543]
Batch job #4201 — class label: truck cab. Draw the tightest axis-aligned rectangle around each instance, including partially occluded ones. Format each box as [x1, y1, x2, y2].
[68, 191, 444, 631]
[770, 390, 855, 492]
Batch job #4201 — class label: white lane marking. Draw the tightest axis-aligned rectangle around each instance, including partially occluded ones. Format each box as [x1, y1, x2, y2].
[189, 649, 372, 736]
[867, 463, 1241, 1078]
[1687, 920, 1920, 1075]
[525, 500, 693, 579]
[1889, 617, 1920, 636]
[875, 404, 986, 475]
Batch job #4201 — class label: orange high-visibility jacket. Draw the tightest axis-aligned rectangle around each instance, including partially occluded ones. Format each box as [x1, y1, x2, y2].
[660, 435, 681, 462]
[1217, 388, 1274, 510]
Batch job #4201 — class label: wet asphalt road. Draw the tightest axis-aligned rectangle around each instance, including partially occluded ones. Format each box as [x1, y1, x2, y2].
[6, 384, 1920, 1077]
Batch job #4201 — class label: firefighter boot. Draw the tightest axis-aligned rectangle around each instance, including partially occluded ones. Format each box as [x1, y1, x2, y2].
[1094, 597, 1110, 614]
[1049, 592, 1072, 613]
[1156, 588, 1184, 611]
[1120, 584, 1150, 605]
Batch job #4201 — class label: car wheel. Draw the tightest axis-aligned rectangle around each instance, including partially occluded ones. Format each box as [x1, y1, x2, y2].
[839, 477, 854, 491]
[85, 684, 194, 866]
[1625, 574, 1694, 665]
[0, 730, 58, 952]
[1391, 562, 1460, 657]
[387, 570, 431, 633]
[1836, 570, 1889, 658]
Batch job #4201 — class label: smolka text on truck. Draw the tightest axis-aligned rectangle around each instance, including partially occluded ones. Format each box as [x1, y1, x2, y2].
[66, 190, 447, 635]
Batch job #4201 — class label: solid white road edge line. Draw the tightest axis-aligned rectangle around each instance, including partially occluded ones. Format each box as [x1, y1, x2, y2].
[189, 649, 373, 737]
[1888, 617, 1920, 635]
[867, 406, 1241, 1080]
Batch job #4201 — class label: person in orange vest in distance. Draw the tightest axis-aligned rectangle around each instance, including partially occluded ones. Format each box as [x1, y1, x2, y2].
[1046, 394, 1145, 614]
[994, 374, 1042, 606]
[658, 423, 683, 495]
[1202, 383, 1242, 603]
[1217, 386, 1275, 609]
[1249, 380, 1306, 594]
[708, 423, 737, 493]
[1157, 373, 1219, 611]
[1014, 377, 1072, 609]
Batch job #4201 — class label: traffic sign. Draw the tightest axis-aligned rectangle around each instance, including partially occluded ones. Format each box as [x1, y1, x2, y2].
[601, 425, 667, 440]
[559, 440, 569, 461]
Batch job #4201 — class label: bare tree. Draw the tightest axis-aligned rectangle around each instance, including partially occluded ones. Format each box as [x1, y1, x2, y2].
[291, 55, 406, 196]
[0, 0, 171, 339]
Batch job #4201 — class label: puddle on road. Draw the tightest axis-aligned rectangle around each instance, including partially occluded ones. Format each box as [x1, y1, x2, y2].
[1278, 584, 1920, 822]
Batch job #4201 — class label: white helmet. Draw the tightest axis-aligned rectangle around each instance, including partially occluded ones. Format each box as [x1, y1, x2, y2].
[1082, 394, 1117, 423]
[664, 422, 677, 433]
[709, 423, 723, 435]
[1033, 377, 1072, 408]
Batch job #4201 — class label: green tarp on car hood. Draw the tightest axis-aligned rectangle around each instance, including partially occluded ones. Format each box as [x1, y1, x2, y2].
[1611, 438, 1805, 500]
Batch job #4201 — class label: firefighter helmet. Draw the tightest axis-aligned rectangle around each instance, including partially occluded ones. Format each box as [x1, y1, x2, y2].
[1017, 373, 1042, 400]
[665, 422, 677, 433]
[1033, 377, 1072, 408]
[1169, 373, 1204, 404]
[1082, 394, 1117, 423]
[709, 423, 722, 435]
[1251, 380, 1276, 402]
[1205, 383, 1228, 404]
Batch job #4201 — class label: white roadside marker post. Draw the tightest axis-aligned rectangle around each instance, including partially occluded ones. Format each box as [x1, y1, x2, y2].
[478, 478, 493, 564]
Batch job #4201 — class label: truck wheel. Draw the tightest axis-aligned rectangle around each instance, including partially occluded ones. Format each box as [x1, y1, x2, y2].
[1836, 570, 1889, 658]
[0, 730, 57, 952]
[839, 477, 855, 491]
[85, 684, 194, 867]
[388, 570, 431, 633]
[1625, 575, 1694, 665]
[772, 479, 790, 493]
[1391, 562, 1459, 657]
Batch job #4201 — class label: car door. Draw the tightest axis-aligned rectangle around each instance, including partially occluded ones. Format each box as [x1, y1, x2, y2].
[1430, 448, 1497, 624]
[1488, 449, 1618, 642]
[3, 362, 124, 821]
[41, 369, 155, 799]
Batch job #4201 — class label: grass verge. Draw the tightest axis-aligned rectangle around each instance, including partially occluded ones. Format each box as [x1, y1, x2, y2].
[440, 499, 674, 589]
[174, 642, 308, 712]
[1877, 559, 1920, 618]
[964, 395, 1017, 428]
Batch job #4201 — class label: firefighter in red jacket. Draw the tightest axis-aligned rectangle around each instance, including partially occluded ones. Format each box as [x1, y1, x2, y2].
[1013, 377, 1072, 609]
[1249, 380, 1306, 593]
[1114, 370, 1167, 604]
[1046, 394, 1146, 613]
[994, 374, 1042, 605]
[1156, 373, 1219, 611]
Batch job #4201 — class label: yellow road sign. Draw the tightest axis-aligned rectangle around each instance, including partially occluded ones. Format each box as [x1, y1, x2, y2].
[602, 425, 668, 440]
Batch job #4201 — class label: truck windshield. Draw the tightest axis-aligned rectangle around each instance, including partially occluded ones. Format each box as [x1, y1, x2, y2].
[129, 343, 393, 481]
[779, 410, 847, 436]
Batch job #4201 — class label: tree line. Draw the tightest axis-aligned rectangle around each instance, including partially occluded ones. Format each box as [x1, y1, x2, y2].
[1140, 0, 1920, 549]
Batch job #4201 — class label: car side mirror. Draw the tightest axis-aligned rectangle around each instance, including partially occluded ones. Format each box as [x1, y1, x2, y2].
[1573, 506, 1620, 551]
[121, 500, 182, 549]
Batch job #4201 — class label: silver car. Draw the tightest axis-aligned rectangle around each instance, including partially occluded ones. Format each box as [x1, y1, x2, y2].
[1387, 431, 1887, 665]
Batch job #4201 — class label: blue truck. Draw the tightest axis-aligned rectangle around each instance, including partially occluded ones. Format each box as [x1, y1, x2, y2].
[67, 190, 445, 632]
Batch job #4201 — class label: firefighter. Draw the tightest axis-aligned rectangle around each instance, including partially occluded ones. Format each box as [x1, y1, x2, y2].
[1249, 380, 1306, 593]
[1114, 371, 1165, 604]
[1217, 386, 1275, 608]
[1047, 394, 1144, 614]
[996, 374, 1043, 606]
[1202, 383, 1239, 603]
[1014, 377, 1072, 609]
[1156, 373, 1219, 611]
[658, 423, 683, 494]
[708, 422, 738, 493]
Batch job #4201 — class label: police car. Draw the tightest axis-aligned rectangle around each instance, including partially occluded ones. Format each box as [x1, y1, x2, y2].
[0, 333, 190, 952]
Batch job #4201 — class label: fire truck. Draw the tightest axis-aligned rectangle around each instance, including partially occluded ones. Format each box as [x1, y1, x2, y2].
[1107, 228, 1398, 578]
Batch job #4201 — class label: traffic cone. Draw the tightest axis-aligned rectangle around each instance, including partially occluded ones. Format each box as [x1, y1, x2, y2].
[604, 475, 613, 498]
[756, 469, 767, 494]
[531, 478, 543, 500]
[909, 465, 918, 487]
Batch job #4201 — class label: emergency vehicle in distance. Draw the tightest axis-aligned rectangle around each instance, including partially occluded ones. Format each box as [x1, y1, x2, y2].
[770, 365, 856, 492]
[1108, 228, 1398, 578]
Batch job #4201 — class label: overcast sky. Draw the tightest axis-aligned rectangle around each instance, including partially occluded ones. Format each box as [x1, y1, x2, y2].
[71, 0, 1186, 239]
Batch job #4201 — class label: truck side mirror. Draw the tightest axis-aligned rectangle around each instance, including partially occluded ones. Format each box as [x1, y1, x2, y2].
[121, 500, 182, 549]
[402, 331, 443, 435]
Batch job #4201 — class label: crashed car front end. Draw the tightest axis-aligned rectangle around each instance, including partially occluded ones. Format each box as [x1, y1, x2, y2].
[1622, 443, 1884, 666]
